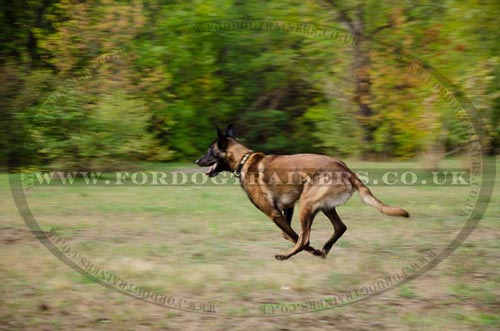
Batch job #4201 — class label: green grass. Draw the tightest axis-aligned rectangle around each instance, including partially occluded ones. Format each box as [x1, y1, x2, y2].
[1, 158, 499, 330]
[398, 286, 418, 299]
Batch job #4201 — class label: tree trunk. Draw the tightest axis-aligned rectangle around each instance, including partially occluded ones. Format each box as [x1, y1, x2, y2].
[353, 36, 373, 143]
[351, 6, 374, 151]
[327, 1, 375, 154]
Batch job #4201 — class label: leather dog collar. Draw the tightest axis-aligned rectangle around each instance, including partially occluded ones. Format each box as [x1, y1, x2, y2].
[234, 152, 253, 178]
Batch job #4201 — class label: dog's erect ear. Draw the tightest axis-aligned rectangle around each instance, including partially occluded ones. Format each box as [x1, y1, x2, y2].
[216, 125, 224, 139]
[225, 124, 235, 138]
[216, 125, 228, 149]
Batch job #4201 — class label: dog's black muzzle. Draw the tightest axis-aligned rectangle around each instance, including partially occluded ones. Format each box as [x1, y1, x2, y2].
[196, 154, 222, 177]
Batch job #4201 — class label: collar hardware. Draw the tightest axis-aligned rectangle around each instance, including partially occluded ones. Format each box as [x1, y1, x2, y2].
[234, 152, 252, 178]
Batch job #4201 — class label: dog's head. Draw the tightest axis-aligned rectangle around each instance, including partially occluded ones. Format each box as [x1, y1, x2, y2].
[196, 124, 236, 177]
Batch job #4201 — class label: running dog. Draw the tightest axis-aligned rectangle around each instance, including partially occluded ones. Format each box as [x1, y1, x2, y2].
[196, 124, 409, 260]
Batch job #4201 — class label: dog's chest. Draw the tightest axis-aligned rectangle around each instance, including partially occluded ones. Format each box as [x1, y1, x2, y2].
[274, 191, 300, 209]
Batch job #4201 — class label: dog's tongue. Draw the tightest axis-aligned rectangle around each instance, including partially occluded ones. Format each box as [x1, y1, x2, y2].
[205, 164, 217, 176]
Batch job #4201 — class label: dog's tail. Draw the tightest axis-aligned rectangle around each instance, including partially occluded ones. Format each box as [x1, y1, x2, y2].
[349, 172, 409, 217]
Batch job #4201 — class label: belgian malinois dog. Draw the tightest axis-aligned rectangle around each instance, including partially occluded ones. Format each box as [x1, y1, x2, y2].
[196, 124, 409, 260]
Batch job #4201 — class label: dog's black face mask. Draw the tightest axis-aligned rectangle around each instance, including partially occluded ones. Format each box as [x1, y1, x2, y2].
[196, 124, 235, 177]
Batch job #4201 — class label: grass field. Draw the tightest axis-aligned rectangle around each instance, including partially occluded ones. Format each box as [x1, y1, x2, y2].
[1, 159, 499, 330]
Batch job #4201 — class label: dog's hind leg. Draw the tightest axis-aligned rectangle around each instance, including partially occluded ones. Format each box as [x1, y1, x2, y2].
[321, 208, 347, 257]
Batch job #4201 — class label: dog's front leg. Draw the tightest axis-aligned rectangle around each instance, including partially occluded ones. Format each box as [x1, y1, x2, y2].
[250, 198, 321, 259]
[281, 207, 322, 258]
[275, 205, 317, 260]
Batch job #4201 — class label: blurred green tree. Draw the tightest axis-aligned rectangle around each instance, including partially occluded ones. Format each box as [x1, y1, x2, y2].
[1, 0, 498, 169]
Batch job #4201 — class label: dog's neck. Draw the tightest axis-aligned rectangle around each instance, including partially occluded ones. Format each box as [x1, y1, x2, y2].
[226, 140, 253, 172]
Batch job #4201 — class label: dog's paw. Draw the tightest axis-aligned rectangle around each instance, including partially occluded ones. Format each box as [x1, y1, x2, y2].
[319, 249, 329, 258]
[313, 249, 325, 258]
[275, 254, 287, 261]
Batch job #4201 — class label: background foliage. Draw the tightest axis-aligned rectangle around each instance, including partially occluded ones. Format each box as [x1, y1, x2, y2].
[1, 0, 499, 170]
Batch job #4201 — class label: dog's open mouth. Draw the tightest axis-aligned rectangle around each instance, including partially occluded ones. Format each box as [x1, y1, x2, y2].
[205, 162, 220, 177]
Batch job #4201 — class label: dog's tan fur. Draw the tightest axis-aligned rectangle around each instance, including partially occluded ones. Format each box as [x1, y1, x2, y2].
[197, 126, 409, 260]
